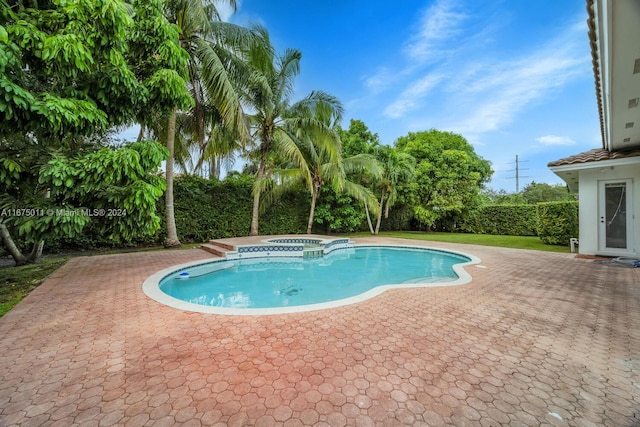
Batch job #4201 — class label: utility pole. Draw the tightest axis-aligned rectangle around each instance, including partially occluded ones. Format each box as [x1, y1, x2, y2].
[507, 155, 529, 192]
[516, 154, 520, 193]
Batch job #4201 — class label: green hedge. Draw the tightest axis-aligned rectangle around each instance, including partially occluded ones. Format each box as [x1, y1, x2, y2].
[167, 174, 309, 243]
[168, 178, 578, 243]
[461, 204, 538, 236]
[1, 174, 580, 253]
[537, 201, 579, 245]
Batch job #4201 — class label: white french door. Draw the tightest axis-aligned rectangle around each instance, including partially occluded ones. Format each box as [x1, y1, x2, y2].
[598, 179, 634, 256]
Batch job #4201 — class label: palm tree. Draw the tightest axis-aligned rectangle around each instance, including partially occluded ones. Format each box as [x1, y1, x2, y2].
[265, 99, 383, 234]
[158, 0, 252, 246]
[366, 146, 415, 234]
[243, 31, 346, 235]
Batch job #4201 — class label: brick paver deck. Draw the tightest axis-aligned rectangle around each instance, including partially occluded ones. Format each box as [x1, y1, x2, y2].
[0, 236, 639, 426]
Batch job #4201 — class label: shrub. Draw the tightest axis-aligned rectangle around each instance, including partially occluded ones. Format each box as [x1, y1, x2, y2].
[169, 174, 308, 243]
[461, 204, 538, 236]
[537, 201, 579, 245]
[313, 188, 366, 233]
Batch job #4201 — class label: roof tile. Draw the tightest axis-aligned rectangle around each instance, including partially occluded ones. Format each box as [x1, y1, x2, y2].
[547, 148, 640, 167]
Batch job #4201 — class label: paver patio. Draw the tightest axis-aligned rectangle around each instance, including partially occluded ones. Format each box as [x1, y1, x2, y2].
[0, 236, 638, 426]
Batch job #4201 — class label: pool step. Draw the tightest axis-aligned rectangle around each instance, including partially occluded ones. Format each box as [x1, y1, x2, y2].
[200, 243, 229, 257]
[303, 248, 324, 258]
[207, 240, 236, 251]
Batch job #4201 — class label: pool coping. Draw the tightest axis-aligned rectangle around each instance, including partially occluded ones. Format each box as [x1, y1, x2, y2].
[141, 244, 482, 315]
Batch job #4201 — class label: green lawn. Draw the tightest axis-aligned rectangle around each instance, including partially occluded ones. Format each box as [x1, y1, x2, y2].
[346, 231, 571, 253]
[0, 257, 70, 317]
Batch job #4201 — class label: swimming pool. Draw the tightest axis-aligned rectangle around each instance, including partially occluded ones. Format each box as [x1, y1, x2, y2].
[143, 245, 480, 315]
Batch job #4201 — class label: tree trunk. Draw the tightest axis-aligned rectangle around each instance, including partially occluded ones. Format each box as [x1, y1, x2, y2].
[364, 203, 375, 235]
[384, 194, 392, 218]
[249, 160, 265, 236]
[136, 123, 146, 142]
[27, 240, 45, 263]
[250, 151, 268, 236]
[306, 185, 320, 234]
[250, 191, 261, 236]
[375, 191, 385, 235]
[0, 222, 27, 266]
[164, 109, 181, 248]
[214, 157, 221, 180]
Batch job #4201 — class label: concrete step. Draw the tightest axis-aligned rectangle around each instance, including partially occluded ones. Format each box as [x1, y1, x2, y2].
[207, 240, 236, 251]
[200, 244, 228, 257]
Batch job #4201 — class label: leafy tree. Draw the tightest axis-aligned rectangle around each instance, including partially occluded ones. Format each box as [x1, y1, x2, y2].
[243, 29, 346, 236]
[316, 119, 380, 232]
[338, 119, 380, 157]
[479, 183, 571, 206]
[480, 188, 527, 205]
[0, 0, 191, 263]
[1, 140, 168, 264]
[1, 0, 191, 138]
[395, 130, 493, 230]
[313, 186, 366, 233]
[521, 181, 572, 204]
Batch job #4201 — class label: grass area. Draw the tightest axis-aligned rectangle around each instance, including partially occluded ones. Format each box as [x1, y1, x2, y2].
[347, 231, 571, 253]
[0, 257, 70, 317]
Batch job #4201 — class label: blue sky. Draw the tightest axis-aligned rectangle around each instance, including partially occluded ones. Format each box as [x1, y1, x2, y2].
[221, 0, 600, 192]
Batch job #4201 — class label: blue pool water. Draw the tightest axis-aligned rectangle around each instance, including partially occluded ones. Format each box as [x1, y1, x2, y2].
[159, 246, 471, 309]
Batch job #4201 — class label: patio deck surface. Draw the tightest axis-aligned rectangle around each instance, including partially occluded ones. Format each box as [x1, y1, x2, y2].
[0, 236, 639, 426]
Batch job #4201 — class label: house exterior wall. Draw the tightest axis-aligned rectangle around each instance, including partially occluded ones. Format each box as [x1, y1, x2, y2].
[577, 163, 640, 256]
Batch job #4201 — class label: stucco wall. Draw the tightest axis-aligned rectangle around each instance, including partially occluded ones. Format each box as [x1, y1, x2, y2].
[578, 163, 640, 256]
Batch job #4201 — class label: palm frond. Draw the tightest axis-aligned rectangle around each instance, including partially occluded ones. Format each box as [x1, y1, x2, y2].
[342, 180, 380, 217]
[195, 38, 246, 138]
[343, 153, 383, 178]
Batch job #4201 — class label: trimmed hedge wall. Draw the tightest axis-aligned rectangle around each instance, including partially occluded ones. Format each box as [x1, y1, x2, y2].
[537, 201, 579, 245]
[169, 177, 579, 245]
[459, 202, 579, 245]
[6, 175, 578, 253]
[461, 204, 538, 236]
[167, 175, 309, 243]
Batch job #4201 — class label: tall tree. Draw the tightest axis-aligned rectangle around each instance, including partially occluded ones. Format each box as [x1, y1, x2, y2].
[312, 119, 383, 233]
[521, 182, 572, 204]
[339, 119, 381, 157]
[159, 0, 251, 246]
[366, 146, 415, 235]
[243, 30, 346, 236]
[395, 130, 493, 230]
[266, 100, 381, 234]
[0, 0, 191, 263]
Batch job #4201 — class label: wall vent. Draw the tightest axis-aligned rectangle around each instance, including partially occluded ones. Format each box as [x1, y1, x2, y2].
[629, 98, 639, 108]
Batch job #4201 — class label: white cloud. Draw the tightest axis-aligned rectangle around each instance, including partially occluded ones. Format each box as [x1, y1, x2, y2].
[384, 73, 445, 118]
[446, 38, 588, 135]
[536, 135, 576, 146]
[405, 0, 468, 62]
[360, 0, 590, 160]
[364, 68, 396, 93]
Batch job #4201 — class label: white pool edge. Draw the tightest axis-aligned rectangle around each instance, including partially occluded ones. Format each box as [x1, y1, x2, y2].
[142, 244, 482, 315]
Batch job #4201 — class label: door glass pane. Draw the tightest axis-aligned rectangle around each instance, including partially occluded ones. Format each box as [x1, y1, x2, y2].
[605, 183, 627, 249]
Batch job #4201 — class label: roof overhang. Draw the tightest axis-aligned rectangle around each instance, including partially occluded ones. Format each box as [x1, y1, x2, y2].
[590, 0, 640, 151]
[549, 148, 640, 192]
